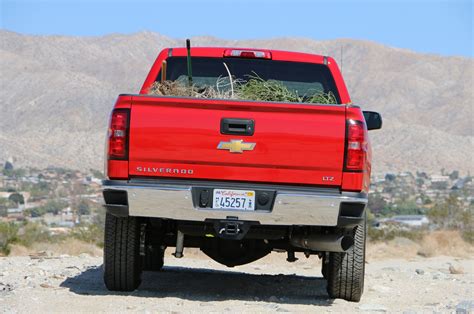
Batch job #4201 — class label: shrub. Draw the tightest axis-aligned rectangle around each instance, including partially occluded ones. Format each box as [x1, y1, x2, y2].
[0, 222, 19, 255]
[428, 194, 472, 230]
[25, 199, 68, 217]
[70, 204, 105, 247]
[368, 224, 425, 242]
[16, 221, 51, 247]
[379, 200, 424, 217]
[70, 223, 104, 247]
[462, 230, 474, 244]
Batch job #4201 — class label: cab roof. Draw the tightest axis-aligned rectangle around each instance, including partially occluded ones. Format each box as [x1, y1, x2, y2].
[166, 47, 333, 65]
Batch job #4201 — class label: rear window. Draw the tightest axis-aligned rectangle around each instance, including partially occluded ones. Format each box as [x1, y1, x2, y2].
[156, 57, 341, 103]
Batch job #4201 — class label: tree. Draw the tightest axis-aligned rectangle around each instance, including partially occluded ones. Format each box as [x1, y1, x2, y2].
[43, 199, 68, 215]
[28, 181, 51, 198]
[8, 193, 24, 206]
[77, 200, 90, 216]
[427, 194, 463, 229]
[90, 169, 105, 179]
[3, 161, 13, 171]
[26, 199, 68, 217]
[3, 167, 26, 178]
[368, 192, 387, 215]
[449, 170, 459, 180]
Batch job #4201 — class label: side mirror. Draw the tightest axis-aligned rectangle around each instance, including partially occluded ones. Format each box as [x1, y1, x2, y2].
[363, 111, 382, 130]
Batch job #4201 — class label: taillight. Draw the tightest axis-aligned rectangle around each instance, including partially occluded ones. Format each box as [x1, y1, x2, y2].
[223, 49, 272, 59]
[108, 109, 130, 160]
[345, 120, 367, 171]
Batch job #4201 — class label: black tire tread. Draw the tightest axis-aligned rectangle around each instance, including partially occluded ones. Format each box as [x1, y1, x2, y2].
[326, 216, 366, 302]
[103, 213, 142, 291]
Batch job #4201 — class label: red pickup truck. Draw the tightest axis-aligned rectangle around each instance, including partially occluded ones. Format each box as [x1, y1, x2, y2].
[102, 47, 382, 302]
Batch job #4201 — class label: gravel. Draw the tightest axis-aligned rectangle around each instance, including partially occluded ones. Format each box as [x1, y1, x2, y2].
[0, 254, 472, 312]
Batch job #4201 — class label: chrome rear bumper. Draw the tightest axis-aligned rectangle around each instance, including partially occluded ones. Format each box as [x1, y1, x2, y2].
[102, 179, 367, 227]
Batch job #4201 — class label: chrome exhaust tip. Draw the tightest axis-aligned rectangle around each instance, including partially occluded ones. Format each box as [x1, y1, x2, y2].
[290, 233, 354, 252]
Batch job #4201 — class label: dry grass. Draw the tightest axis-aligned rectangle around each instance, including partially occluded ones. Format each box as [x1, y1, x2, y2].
[6, 231, 472, 261]
[367, 230, 474, 261]
[147, 80, 195, 97]
[8, 239, 102, 257]
[147, 77, 238, 100]
[367, 237, 421, 260]
[417, 230, 474, 258]
[147, 78, 338, 104]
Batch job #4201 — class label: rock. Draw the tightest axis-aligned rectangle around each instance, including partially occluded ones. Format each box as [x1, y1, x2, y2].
[0, 282, 14, 293]
[381, 267, 400, 272]
[38, 265, 53, 271]
[456, 300, 474, 313]
[432, 271, 446, 280]
[199, 303, 213, 307]
[358, 303, 387, 312]
[449, 265, 464, 275]
[268, 296, 279, 302]
[39, 283, 54, 289]
[31, 251, 56, 260]
[50, 274, 65, 280]
[369, 285, 392, 293]
[415, 269, 425, 275]
[264, 303, 279, 310]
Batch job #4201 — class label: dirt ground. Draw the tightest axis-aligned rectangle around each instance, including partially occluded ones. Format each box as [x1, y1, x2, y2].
[1, 246, 473, 313]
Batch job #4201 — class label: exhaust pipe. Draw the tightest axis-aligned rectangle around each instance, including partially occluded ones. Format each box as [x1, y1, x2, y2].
[290, 233, 354, 252]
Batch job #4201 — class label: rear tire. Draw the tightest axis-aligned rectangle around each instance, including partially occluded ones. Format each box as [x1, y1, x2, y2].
[326, 215, 366, 302]
[103, 213, 142, 291]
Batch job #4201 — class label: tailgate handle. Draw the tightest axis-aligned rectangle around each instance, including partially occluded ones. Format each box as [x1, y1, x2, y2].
[221, 118, 254, 136]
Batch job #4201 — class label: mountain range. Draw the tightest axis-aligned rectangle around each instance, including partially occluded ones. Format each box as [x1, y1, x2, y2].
[0, 30, 472, 174]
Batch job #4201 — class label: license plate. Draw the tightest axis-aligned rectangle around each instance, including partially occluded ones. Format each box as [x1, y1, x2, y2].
[213, 189, 255, 211]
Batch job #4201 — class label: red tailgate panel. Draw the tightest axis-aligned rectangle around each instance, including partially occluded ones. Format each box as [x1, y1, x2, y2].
[128, 97, 346, 186]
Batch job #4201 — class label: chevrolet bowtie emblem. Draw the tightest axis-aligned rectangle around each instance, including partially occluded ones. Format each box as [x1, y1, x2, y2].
[217, 139, 256, 153]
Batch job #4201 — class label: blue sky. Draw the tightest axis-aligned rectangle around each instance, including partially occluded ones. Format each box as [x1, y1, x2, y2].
[1, 0, 472, 57]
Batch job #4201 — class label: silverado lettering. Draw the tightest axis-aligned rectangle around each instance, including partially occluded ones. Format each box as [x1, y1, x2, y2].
[102, 47, 382, 302]
[136, 166, 193, 175]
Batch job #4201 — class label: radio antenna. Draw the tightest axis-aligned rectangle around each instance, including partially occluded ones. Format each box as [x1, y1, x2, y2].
[186, 39, 193, 87]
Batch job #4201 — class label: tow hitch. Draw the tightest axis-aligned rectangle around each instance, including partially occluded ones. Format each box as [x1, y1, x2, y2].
[220, 222, 240, 236]
[208, 218, 258, 240]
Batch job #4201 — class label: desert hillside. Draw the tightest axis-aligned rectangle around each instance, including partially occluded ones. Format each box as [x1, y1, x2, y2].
[0, 30, 472, 173]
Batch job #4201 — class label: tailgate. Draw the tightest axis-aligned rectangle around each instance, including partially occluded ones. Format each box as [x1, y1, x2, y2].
[128, 96, 346, 186]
